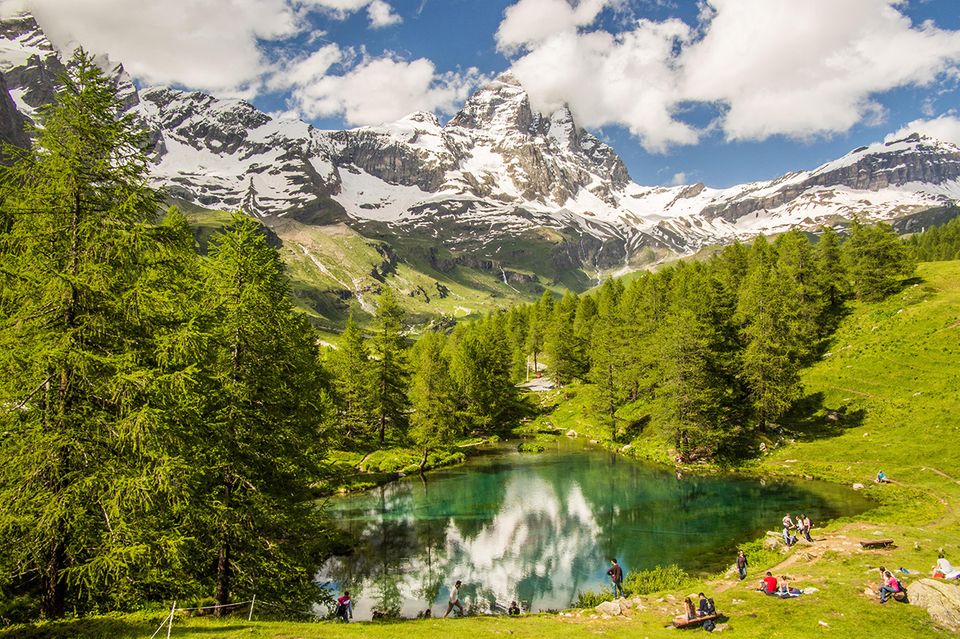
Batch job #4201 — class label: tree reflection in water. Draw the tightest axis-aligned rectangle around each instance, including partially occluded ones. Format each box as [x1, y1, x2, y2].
[318, 441, 872, 619]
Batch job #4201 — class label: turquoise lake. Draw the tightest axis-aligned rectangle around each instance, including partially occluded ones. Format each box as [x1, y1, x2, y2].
[319, 440, 872, 619]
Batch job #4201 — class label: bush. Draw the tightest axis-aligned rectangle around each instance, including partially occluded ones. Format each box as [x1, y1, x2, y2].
[573, 589, 613, 608]
[623, 564, 694, 596]
[517, 441, 545, 453]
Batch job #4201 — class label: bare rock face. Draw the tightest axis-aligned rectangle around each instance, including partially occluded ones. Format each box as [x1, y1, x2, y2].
[0, 73, 28, 151]
[909, 578, 960, 631]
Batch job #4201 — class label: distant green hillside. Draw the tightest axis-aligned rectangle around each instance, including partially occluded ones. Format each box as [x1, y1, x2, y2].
[178, 205, 613, 335]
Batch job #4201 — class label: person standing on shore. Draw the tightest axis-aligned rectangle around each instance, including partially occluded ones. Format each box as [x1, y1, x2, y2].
[736, 550, 748, 580]
[607, 559, 625, 598]
[444, 580, 464, 618]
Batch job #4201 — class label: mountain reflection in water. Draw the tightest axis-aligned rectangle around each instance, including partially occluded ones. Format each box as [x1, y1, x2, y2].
[319, 441, 871, 619]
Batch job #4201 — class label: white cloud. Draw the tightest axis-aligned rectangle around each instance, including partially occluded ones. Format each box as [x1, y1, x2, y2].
[681, 0, 960, 142]
[290, 55, 483, 125]
[510, 19, 698, 152]
[366, 0, 402, 28]
[1, 0, 301, 96]
[305, 0, 402, 28]
[500, 0, 960, 152]
[269, 44, 343, 92]
[496, 0, 616, 52]
[670, 171, 687, 186]
[884, 112, 960, 146]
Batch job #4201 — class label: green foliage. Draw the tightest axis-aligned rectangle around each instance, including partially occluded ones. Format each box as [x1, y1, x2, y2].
[408, 331, 460, 469]
[842, 219, 915, 301]
[572, 589, 613, 608]
[517, 441, 546, 453]
[369, 288, 410, 445]
[905, 213, 960, 261]
[622, 565, 695, 596]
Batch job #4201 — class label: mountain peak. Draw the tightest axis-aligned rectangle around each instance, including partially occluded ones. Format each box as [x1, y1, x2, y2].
[446, 73, 532, 132]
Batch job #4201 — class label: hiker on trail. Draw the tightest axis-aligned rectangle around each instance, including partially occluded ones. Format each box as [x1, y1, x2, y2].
[335, 591, 352, 623]
[444, 580, 464, 618]
[782, 513, 797, 546]
[879, 570, 901, 603]
[876, 470, 889, 483]
[508, 601, 521, 616]
[759, 571, 778, 595]
[801, 514, 813, 542]
[934, 552, 960, 579]
[607, 559, 625, 598]
[736, 550, 748, 580]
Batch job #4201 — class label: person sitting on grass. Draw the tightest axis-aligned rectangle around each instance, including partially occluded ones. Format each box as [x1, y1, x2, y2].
[759, 572, 778, 595]
[879, 570, 902, 603]
[934, 552, 960, 579]
[876, 470, 889, 483]
[508, 601, 521, 616]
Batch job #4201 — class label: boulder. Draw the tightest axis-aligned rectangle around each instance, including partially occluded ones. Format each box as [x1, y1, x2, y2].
[566, 429, 578, 438]
[909, 579, 960, 631]
[595, 600, 622, 616]
[852, 483, 866, 490]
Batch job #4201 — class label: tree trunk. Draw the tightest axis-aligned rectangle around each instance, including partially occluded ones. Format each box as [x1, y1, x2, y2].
[41, 537, 66, 619]
[419, 447, 429, 474]
[215, 473, 233, 616]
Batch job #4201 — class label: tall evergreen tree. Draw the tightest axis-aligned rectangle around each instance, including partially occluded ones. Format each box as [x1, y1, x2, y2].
[369, 287, 409, 445]
[843, 219, 915, 301]
[326, 314, 373, 446]
[0, 50, 166, 618]
[408, 332, 460, 471]
[192, 214, 327, 613]
[816, 225, 849, 315]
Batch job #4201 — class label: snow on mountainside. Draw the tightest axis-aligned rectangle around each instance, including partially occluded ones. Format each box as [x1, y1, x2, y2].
[1, 11, 959, 279]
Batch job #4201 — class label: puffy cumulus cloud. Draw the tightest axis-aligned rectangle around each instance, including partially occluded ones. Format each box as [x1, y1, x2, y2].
[366, 0, 402, 28]
[268, 44, 344, 92]
[510, 19, 698, 151]
[305, 0, 402, 28]
[669, 171, 687, 186]
[681, 0, 960, 142]
[884, 112, 960, 146]
[290, 55, 483, 125]
[500, 0, 960, 151]
[496, 0, 616, 52]
[0, 0, 302, 96]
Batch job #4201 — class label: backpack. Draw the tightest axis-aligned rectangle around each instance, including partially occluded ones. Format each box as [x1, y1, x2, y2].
[703, 618, 716, 632]
[705, 598, 716, 615]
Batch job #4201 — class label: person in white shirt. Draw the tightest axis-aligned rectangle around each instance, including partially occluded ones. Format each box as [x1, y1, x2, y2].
[444, 580, 464, 618]
[935, 552, 960, 579]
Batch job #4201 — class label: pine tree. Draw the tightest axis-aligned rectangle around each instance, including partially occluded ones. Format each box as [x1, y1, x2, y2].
[369, 287, 410, 445]
[775, 230, 825, 361]
[816, 225, 849, 315]
[843, 219, 915, 301]
[193, 214, 327, 613]
[736, 237, 801, 431]
[450, 317, 516, 432]
[327, 314, 373, 446]
[409, 332, 460, 471]
[0, 50, 166, 618]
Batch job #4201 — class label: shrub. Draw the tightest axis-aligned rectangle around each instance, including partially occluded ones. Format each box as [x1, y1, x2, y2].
[623, 564, 694, 596]
[573, 589, 613, 608]
[517, 441, 545, 453]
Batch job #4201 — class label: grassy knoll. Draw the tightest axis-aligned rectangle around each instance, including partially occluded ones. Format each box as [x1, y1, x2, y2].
[5, 261, 959, 638]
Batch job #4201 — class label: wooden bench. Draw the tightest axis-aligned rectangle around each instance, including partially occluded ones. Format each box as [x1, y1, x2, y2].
[673, 613, 719, 628]
[859, 539, 895, 549]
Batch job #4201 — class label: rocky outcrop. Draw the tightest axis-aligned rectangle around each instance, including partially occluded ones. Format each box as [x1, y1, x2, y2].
[0, 73, 28, 151]
[909, 578, 960, 631]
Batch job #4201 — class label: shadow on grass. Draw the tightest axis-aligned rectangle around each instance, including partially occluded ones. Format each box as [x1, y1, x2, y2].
[0, 618, 254, 639]
[782, 392, 866, 442]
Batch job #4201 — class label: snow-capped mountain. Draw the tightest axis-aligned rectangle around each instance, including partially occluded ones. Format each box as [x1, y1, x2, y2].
[2, 12, 959, 280]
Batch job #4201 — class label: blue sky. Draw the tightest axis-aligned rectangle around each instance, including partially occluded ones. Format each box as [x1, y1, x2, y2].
[17, 0, 960, 188]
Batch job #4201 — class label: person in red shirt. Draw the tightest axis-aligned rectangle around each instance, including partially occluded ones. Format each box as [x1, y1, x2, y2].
[335, 591, 352, 622]
[759, 572, 778, 595]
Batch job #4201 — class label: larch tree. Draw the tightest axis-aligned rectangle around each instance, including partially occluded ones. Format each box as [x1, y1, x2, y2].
[193, 214, 328, 613]
[369, 287, 409, 445]
[0, 50, 169, 618]
[408, 331, 459, 472]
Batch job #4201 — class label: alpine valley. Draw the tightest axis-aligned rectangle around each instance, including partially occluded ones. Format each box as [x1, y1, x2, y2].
[2, 12, 958, 330]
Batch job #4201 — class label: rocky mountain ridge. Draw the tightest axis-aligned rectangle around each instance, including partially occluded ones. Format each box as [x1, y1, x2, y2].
[1, 12, 959, 287]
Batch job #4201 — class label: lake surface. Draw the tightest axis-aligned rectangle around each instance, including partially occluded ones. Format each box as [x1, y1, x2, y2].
[319, 440, 871, 619]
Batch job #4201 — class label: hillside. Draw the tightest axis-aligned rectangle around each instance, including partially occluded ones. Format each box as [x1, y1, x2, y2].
[7, 260, 958, 638]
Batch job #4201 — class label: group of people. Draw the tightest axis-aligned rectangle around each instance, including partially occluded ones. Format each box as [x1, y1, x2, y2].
[757, 571, 803, 598]
[781, 512, 813, 546]
[934, 552, 960, 579]
[335, 579, 523, 622]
